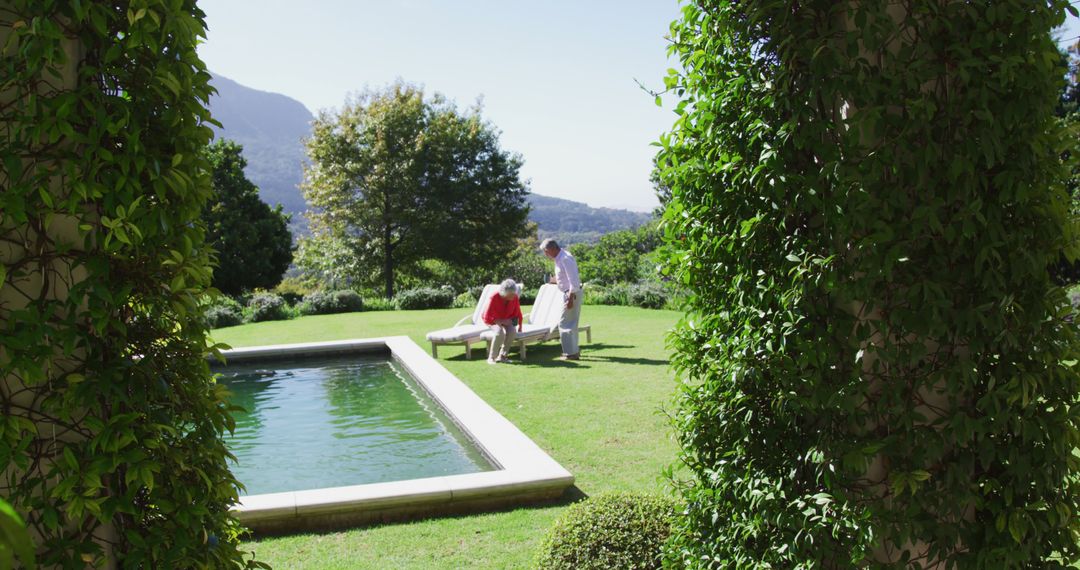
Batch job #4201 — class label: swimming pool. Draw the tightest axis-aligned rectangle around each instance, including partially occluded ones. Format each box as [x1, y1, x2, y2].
[220, 354, 494, 496]
[214, 337, 573, 534]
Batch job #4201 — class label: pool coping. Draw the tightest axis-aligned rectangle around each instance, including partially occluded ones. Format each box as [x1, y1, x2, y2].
[216, 336, 574, 533]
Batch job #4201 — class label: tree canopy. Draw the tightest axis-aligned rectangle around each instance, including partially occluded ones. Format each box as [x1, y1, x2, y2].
[204, 139, 293, 295]
[299, 83, 530, 298]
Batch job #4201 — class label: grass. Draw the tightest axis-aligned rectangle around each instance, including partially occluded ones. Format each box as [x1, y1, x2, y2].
[210, 304, 682, 570]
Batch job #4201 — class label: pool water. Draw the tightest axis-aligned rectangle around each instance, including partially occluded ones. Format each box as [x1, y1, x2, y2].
[217, 355, 494, 496]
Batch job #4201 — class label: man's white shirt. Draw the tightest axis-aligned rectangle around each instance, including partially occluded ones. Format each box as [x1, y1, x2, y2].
[554, 249, 581, 293]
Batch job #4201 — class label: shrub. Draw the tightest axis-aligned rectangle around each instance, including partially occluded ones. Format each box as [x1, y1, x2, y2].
[535, 493, 676, 570]
[300, 290, 364, 315]
[395, 286, 455, 310]
[626, 282, 669, 309]
[274, 276, 318, 306]
[584, 283, 630, 306]
[363, 297, 399, 311]
[452, 291, 477, 309]
[467, 284, 486, 300]
[204, 296, 244, 329]
[245, 292, 289, 322]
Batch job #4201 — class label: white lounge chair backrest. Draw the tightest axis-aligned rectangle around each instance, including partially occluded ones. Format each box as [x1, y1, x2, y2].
[528, 284, 564, 329]
[470, 284, 501, 325]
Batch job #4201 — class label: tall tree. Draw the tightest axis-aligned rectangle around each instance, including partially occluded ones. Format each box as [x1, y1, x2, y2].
[204, 139, 293, 295]
[660, 1, 1080, 567]
[300, 83, 530, 298]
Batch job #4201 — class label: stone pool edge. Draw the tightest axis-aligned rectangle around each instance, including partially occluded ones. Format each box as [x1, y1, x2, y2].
[216, 336, 575, 534]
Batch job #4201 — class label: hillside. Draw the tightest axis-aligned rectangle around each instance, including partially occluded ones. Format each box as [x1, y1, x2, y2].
[208, 73, 313, 214]
[206, 73, 651, 241]
[527, 195, 651, 244]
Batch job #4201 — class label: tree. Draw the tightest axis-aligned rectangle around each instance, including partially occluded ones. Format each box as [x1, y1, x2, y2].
[660, 2, 1080, 567]
[205, 139, 293, 295]
[570, 222, 660, 285]
[300, 83, 530, 298]
[1, 1, 262, 567]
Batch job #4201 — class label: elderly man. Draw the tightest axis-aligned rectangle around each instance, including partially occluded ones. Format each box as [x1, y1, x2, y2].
[541, 238, 582, 360]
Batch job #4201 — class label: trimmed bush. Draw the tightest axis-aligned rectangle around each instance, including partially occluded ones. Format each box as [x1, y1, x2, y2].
[363, 297, 398, 311]
[452, 291, 477, 309]
[204, 296, 244, 329]
[535, 493, 676, 570]
[395, 287, 455, 310]
[245, 292, 289, 322]
[626, 282, 668, 310]
[300, 290, 364, 315]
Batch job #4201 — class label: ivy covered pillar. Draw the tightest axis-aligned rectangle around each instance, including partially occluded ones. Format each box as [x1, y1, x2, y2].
[0, 2, 261, 568]
[660, 1, 1080, 567]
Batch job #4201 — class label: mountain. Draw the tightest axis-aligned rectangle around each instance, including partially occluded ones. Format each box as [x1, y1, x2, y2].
[527, 195, 652, 244]
[206, 73, 652, 242]
[208, 73, 313, 214]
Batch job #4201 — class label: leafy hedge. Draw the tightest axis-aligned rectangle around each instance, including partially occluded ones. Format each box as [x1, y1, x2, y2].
[535, 493, 676, 570]
[299, 290, 364, 315]
[245, 292, 289, 322]
[205, 296, 245, 329]
[583, 282, 672, 310]
[395, 287, 455, 310]
[0, 1, 262, 567]
[660, 1, 1080, 567]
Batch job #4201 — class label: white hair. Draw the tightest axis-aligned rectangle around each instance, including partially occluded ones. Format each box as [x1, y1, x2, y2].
[540, 238, 560, 251]
[498, 278, 518, 295]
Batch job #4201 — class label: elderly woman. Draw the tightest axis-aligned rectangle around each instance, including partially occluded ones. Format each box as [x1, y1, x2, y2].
[481, 279, 524, 364]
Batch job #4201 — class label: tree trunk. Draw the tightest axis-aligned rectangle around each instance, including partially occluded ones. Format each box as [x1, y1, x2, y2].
[384, 224, 394, 299]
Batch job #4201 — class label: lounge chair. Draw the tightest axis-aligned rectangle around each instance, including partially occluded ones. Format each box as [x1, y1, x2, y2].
[486, 283, 592, 361]
[425, 284, 499, 359]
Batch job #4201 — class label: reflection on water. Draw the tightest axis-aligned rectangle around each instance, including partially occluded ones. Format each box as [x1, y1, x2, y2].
[217, 355, 493, 496]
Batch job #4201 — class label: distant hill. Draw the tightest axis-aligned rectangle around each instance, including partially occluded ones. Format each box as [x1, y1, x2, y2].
[206, 73, 651, 242]
[208, 73, 313, 214]
[527, 195, 652, 244]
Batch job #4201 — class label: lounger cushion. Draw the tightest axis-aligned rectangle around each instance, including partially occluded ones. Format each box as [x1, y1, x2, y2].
[426, 324, 489, 343]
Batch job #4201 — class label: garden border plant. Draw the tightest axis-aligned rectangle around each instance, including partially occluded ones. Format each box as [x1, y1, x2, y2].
[0, 1, 263, 567]
[660, 1, 1080, 567]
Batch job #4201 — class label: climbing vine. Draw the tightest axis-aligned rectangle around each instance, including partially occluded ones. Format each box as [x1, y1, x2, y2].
[1, 1, 263, 567]
[660, 1, 1080, 567]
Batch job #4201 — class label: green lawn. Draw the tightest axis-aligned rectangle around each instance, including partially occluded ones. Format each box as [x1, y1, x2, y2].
[210, 304, 682, 570]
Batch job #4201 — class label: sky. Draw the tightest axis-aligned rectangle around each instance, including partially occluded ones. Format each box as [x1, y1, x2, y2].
[196, 0, 682, 212]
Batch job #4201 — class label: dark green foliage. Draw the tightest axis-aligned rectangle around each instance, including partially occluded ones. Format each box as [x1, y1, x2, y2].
[395, 287, 455, 310]
[570, 223, 661, 285]
[660, 1, 1080, 568]
[300, 82, 530, 298]
[245, 293, 288, 322]
[0, 1, 263, 567]
[205, 296, 245, 329]
[299, 290, 364, 315]
[204, 139, 294, 295]
[535, 493, 676, 570]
